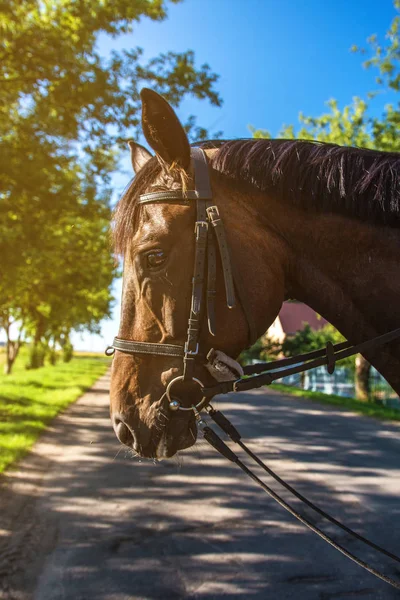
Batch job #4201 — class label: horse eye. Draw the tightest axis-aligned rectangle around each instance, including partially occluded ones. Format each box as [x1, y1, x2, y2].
[147, 250, 166, 268]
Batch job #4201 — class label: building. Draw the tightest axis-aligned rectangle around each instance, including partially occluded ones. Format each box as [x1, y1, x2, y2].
[267, 302, 328, 343]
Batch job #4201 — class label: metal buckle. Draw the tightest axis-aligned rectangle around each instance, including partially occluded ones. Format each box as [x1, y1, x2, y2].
[233, 379, 241, 392]
[194, 220, 208, 236]
[184, 342, 199, 356]
[206, 205, 220, 222]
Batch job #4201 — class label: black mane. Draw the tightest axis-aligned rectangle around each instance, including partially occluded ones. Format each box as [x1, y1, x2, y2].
[114, 138, 400, 253]
[203, 139, 400, 226]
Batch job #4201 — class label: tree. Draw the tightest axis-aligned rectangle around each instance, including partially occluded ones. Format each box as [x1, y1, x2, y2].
[239, 336, 281, 366]
[280, 324, 348, 389]
[355, 355, 371, 401]
[352, 0, 400, 153]
[0, 0, 222, 372]
[0, 1, 221, 154]
[252, 0, 400, 400]
[0, 141, 117, 371]
[21, 177, 117, 368]
[252, 0, 400, 152]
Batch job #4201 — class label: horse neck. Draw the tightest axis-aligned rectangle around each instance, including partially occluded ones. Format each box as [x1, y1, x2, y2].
[270, 203, 400, 393]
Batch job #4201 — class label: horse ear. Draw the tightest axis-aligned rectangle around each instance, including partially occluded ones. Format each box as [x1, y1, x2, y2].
[128, 141, 152, 174]
[140, 88, 191, 170]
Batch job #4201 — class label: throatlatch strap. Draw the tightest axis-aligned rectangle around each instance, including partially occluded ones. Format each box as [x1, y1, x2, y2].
[206, 225, 217, 336]
[207, 205, 236, 309]
[230, 259, 258, 347]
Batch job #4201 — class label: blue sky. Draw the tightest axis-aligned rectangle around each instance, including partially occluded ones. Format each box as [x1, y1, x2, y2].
[71, 0, 397, 351]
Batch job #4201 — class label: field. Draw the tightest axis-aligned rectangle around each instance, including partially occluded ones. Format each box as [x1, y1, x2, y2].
[271, 382, 400, 422]
[0, 348, 110, 474]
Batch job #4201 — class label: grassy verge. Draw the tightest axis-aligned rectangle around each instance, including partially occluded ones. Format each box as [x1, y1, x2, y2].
[270, 383, 400, 422]
[0, 354, 110, 474]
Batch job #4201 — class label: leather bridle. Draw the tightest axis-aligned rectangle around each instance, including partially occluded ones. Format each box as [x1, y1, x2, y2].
[106, 146, 400, 590]
[106, 147, 257, 410]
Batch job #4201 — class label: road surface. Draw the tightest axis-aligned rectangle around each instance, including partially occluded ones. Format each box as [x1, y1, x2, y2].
[1, 371, 400, 600]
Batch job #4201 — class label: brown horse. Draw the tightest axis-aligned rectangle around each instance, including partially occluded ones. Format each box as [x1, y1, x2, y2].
[110, 88, 400, 458]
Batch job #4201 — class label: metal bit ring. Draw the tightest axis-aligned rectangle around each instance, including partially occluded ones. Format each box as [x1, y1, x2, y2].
[166, 375, 205, 411]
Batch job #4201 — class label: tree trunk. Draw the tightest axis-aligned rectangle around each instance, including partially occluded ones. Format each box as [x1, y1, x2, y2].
[26, 321, 46, 370]
[300, 370, 306, 389]
[3, 316, 23, 375]
[355, 355, 371, 402]
[49, 337, 57, 365]
[5, 341, 17, 374]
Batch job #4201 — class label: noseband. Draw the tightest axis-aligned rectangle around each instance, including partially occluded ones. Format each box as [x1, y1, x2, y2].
[106, 147, 257, 410]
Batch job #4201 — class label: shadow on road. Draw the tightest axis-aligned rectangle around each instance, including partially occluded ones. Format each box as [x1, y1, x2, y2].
[1, 374, 399, 599]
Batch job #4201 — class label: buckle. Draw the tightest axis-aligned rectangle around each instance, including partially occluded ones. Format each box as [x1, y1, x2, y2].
[194, 220, 208, 236]
[206, 205, 220, 223]
[184, 342, 199, 356]
[233, 379, 241, 392]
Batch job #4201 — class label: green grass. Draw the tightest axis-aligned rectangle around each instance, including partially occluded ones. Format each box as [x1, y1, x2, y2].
[270, 383, 400, 422]
[0, 351, 110, 473]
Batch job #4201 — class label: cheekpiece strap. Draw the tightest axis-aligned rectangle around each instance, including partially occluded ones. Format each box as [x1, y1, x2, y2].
[191, 147, 213, 199]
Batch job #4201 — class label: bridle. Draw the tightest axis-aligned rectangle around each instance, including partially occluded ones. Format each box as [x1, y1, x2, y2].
[106, 146, 400, 589]
[106, 147, 258, 410]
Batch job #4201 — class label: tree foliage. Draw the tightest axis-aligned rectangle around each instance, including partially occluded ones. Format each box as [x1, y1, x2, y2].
[281, 323, 353, 368]
[0, 0, 221, 152]
[239, 335, 281, 366]
[0, 0, 221, 372]
[252, 1, 400, 153]
[251, 2, 400, 396]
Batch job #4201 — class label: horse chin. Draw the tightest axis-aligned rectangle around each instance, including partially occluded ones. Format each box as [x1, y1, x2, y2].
[155, 416, 197, 459]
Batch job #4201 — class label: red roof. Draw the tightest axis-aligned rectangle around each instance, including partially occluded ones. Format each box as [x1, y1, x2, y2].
[278, 302, 328, 335]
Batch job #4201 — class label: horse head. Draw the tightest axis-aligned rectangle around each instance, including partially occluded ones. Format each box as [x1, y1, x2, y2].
[109, 89, 286, 458]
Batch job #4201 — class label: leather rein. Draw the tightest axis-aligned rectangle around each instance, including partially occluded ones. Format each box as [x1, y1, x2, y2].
[106, 147, 400, 590]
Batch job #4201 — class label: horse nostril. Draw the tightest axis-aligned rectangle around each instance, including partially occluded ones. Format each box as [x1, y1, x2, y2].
[113, 415, 135, 447]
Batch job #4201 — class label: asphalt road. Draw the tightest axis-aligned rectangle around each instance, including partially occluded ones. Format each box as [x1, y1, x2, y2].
[1, 371, 400, 600]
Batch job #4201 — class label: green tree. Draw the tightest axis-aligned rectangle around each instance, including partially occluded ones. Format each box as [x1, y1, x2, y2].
[239, 336, 281, 366]
[0, 0, 221, 372]
[252, 0, 400, 400]
[0, 1, 221, 153]
[252, 0, 400, 152]
[251, 97, 373, 148]
[0, 141, 117, 372]
[280, 324, 348, 389]
[282, 324, 347, 358]
[352, 0, 400, 153]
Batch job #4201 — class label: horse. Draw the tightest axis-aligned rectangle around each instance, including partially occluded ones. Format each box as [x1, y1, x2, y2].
[109, 88, 400, 459]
